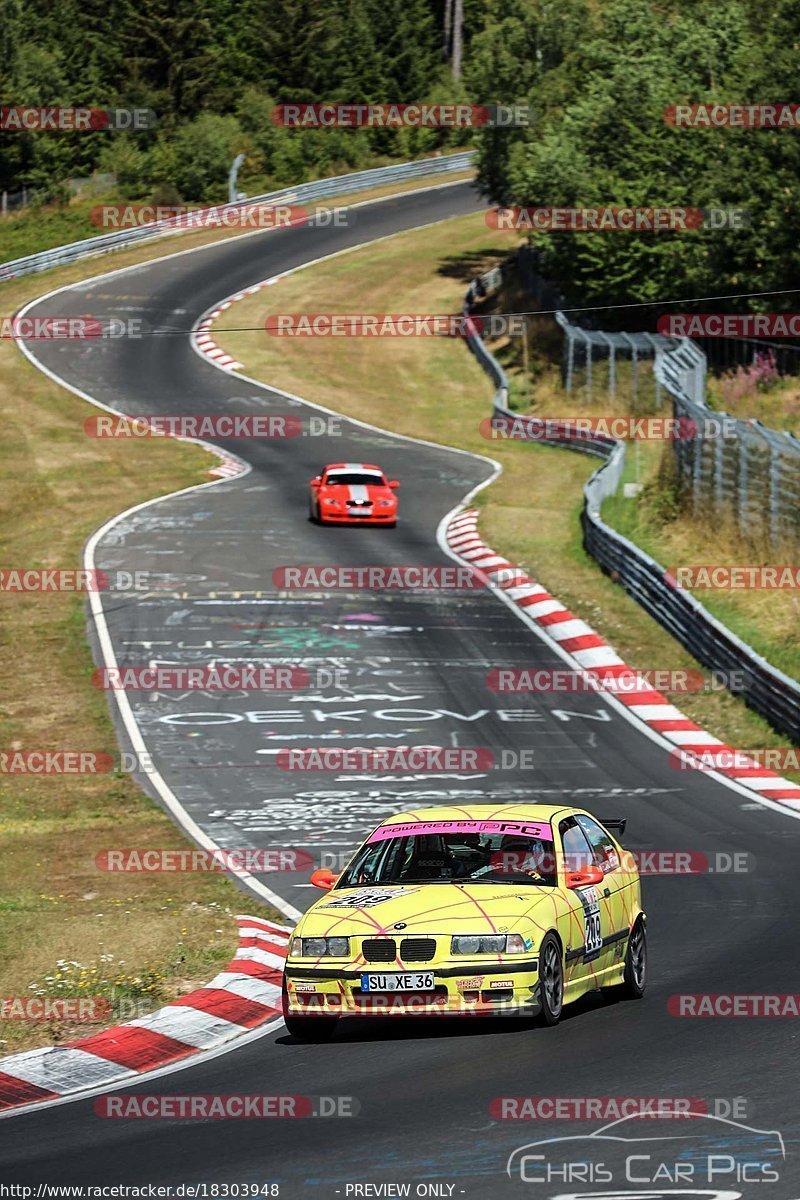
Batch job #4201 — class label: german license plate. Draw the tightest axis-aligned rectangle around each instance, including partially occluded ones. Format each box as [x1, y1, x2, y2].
[360, 972, 434, 993]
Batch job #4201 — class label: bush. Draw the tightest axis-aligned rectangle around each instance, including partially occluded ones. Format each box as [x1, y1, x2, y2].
[170, 114, 245, 202]
[718, 351, 781, 405]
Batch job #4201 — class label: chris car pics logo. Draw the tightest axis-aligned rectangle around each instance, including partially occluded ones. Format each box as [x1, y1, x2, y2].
[506, 1112, 785, 1189]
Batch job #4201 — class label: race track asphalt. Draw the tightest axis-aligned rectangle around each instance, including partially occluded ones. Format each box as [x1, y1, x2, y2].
[2, 180, 798, 1199]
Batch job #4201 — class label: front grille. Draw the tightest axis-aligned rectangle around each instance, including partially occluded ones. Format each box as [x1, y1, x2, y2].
[346, 500, 371, 508]
[400, 937, 436, 962]
[362, 938, 396, 962]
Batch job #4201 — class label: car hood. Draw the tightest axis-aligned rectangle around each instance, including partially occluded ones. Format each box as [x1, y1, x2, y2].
[320, 483, 393, 499]
[297, 882, 556, 935]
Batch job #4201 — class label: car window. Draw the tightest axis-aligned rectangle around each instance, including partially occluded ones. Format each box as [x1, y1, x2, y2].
[345, 835, 404, 884]
[335, 827, 557, 888]
[577, 815, 621, 874]
[325, 472, 385, 486]
[560, 819, 595, 874]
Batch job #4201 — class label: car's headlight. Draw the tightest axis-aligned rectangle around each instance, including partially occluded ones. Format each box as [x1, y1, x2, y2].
[323, 499, 341, 508]
[379, 499, 393, 507]
[451, 934, 528, 955]
[291, 936, 350, 957]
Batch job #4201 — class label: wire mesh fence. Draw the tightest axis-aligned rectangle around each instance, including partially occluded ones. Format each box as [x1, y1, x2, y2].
[514, 245, 800, 549]
[462, 272, 800, 741]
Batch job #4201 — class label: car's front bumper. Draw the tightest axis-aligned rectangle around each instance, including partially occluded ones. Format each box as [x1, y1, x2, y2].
[284, 960, 541, 1018]
[319, 511, 395, 524]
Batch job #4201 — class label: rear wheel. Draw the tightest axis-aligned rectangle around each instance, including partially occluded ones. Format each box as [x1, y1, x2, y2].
[538, 933, 564, 1025]
[282, 977, 338, 1042]
[621, 916, 647, 999]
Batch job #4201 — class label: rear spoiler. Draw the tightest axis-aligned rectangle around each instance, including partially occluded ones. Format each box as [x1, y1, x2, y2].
[599, 817, 627, 837]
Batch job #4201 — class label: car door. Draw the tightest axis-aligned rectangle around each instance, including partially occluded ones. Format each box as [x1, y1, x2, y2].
[558, 817, 615, 981]
[576, 813, 629, 966]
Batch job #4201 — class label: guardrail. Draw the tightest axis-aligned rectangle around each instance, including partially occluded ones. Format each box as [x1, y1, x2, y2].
[463, 273, 800, 743]
[0, 152, 476, 284]
[519, 245, 800, 549]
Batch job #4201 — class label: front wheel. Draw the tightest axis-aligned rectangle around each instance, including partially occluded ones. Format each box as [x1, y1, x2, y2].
[282, 978, 338, 1042]
[538, 933, 564, 1025]
[621, 916, 647, 999]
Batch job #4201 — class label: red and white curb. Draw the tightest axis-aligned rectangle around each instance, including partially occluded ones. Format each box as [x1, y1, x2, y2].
[192, 276, 288, 374]
[207, 451, 247, 479]
[0, 915, 289, 1113]
[194, 302, 243, 371]
[446, 509, 800, 809]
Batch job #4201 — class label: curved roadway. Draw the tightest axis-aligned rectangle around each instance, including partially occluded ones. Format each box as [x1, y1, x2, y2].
[2, 181, 799, 1198]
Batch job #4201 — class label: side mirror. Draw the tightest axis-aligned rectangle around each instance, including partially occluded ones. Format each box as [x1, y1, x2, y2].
[310, 476, 322, 486]
[565, 866, 604, 889]
[310, 867, 337, 891]
[388, 480, 400, 489]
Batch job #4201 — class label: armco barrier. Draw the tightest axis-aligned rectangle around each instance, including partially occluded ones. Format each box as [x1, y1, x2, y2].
[0, 152, 475, 284]
[463, 276, 800, 743]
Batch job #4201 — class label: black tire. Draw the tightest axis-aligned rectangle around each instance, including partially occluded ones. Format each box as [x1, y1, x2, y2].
[621, 916, 647, 999]
[282, 977, 338, 1042]
[538, 933, 564, 1025]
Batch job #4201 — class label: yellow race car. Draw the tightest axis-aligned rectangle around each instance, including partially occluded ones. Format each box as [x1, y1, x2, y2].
[282, 803, 646, 1040]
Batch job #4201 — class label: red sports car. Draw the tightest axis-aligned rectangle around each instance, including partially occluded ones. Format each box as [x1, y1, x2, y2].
[309, 462, 399, 526]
